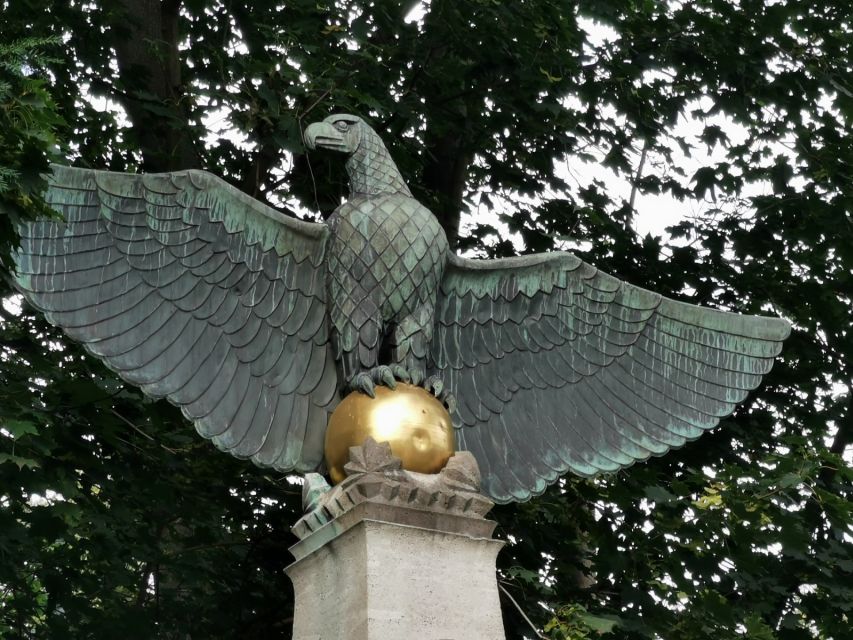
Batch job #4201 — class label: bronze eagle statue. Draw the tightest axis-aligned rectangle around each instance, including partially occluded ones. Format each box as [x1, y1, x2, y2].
[13, 114, 790, 503]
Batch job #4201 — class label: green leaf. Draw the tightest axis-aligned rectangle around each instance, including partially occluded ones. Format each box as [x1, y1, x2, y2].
[644, 485, 678, 503]
[693, 493, 723, 510]
[1, 418, 39, 439]
[692, 166, 718, 198]
[0, 453, 40, 469]
[579, 612, 620, 634]
[777, 472, 801, 489]
[744, 613, 776, 639]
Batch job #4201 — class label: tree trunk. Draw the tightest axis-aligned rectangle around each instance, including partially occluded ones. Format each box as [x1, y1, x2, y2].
[421, 124, 471, 248]
[109, 0, 199, 172]
[416, 2, 473, 248]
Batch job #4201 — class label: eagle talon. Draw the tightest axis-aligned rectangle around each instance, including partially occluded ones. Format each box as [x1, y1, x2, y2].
[390, 365, 411, 384]
[408, 368, 425, 386]
[351, 372, 376, 398]
[417, 375, 456, 413]
[424, 375, 444, 397]
[371, 365, 397, 390]
[442, 392, 457, 414]
[350, 365, 408, 397]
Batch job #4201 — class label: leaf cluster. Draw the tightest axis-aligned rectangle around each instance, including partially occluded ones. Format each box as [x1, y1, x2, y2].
[0, 37, 63, 272]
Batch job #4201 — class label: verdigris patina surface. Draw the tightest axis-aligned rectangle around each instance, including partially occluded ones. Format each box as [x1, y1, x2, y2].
[13, 113, 790, 503]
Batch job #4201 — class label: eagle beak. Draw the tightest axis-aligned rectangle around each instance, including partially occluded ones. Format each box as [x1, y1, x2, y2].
[304, 122, 348, 152]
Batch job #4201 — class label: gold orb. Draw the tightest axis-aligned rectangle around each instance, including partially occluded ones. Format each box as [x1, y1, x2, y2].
[324, 383, 455, 484]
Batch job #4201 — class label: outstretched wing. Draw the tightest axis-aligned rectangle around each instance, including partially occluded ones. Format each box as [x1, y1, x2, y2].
[14, 165, 339, 472]
[433, 252, 790, 503]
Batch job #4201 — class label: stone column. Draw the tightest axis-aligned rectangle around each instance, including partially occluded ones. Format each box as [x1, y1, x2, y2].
[286, 439, 506, 640]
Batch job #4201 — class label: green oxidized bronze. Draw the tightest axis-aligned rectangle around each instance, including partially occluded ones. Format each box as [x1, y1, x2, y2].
[13, 113, 791, 504]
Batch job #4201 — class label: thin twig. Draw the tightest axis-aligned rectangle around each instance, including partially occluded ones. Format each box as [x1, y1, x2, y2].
[498, 583, 547, 639]
[295, 70, 358, 215]
[629, 140, 649, 212]
[298, 86, 335, 122]
[298, 119, 321, 215]
[165, 540, 251, 557]
[111, 409, 154, 440]
[111, 409, 179, 454]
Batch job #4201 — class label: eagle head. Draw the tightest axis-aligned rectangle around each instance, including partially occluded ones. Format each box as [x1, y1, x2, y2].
[303, 114, 364, 154]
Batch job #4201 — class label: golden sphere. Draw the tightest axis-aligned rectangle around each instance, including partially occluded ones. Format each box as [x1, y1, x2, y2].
[324, 383, 455, 484]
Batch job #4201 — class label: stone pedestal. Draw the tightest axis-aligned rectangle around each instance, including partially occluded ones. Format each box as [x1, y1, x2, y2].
[286, 439, 506, 640]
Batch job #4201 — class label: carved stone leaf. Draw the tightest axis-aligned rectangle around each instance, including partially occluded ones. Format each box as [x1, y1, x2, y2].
[343, 437, 402, 476]
[439, 451, 482, 493]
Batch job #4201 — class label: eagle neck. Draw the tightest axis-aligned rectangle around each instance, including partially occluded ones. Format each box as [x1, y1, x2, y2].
[346, 129, 412, 198]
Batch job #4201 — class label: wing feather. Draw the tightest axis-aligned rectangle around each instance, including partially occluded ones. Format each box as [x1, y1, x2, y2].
[14, 165, 338, 472]
[433, 252, 790, 503]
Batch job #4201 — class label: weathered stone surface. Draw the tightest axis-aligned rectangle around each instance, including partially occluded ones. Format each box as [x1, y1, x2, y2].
[302, 473, 332, 513]
[287, 438, 506, 639]
[292, 437, 493, 542]
[343, 437, 402, 476]
[287, 503, 506, 640]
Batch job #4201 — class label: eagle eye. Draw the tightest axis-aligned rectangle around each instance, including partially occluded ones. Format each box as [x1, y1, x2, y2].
[333, 120, 349, 132]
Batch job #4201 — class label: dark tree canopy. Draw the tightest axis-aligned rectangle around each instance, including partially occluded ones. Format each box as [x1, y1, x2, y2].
[0, 1, 850, 639]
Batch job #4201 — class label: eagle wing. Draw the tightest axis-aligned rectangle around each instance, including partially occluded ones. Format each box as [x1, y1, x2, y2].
[432, 252, 790, 503]
[14, 165, 339, 472]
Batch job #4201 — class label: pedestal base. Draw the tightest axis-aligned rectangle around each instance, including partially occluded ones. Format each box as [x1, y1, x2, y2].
[286, 440, 506, 640]
[287, 501, 505, 640]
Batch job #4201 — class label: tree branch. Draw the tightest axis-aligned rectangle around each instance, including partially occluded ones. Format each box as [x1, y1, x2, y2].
[498, 583, 547, 639]
[629, 140, 649, 212]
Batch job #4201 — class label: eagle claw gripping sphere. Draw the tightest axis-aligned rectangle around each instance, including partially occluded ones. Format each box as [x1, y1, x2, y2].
[324, 383, 455, 485]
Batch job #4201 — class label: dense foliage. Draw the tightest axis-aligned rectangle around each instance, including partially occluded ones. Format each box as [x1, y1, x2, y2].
[0, 1, 850, 638]
[0, 37, 61, 270]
